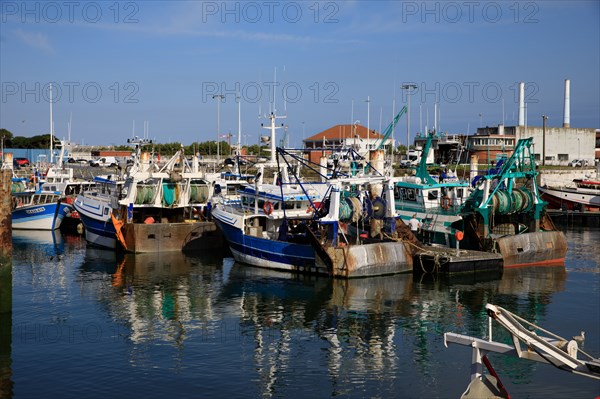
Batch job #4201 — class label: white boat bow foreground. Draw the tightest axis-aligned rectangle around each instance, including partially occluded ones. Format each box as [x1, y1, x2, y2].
[444, 303, 600, 398]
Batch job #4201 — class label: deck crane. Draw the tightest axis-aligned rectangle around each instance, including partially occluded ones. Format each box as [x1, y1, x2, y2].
[375, 105, 407, 150]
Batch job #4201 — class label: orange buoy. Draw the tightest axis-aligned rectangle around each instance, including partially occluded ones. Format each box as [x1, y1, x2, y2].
[455, 231, 464, 241]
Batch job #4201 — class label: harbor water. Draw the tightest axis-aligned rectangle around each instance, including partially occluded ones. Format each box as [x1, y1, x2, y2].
[3, 226, 599, 398]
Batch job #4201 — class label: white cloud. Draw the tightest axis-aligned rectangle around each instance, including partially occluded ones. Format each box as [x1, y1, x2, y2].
[14, 29, 55, 54]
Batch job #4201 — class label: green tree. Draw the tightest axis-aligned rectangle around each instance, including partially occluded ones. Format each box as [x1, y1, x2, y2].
[245, 144, 260, 155]
[0, 128, 13, 148]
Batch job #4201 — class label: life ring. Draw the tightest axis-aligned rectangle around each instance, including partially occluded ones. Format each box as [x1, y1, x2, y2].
[263, 201, 274, 215]
[441, 196, 452, 210]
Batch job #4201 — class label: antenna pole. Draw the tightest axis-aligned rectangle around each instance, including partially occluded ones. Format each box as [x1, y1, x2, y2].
[68, 112, 72, 143]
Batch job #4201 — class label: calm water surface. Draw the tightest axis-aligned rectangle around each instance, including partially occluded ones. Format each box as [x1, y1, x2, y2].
[3, 226, 600, 398]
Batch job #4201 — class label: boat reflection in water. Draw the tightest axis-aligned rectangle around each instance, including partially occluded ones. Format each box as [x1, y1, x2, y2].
[12, 229, 64, 257]
[78, 249, 227, 349]
[72, 246, 588, 398]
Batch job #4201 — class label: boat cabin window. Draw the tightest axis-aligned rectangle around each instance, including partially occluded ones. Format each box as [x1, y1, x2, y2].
[284, 201, 295, 210]
[227, 185, 237, 196]
[241, 195, 250, 207]
[396, 187, 417, 202]
[456, 188, 464, 199]
[428, 190, 438, 200]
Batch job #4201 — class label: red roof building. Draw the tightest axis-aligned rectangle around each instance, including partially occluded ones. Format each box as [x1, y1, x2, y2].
[303, 124, 393, 163]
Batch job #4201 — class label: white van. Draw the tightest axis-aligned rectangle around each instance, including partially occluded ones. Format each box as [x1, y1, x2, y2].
[89, 156, 119, 167]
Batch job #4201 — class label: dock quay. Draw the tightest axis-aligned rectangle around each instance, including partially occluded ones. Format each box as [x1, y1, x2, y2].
[547, 209, 600, 228]
[413, 245, 504, 277]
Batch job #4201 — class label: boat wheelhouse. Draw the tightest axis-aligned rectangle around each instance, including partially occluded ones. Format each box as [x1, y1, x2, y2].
[394, 133, 471, 247]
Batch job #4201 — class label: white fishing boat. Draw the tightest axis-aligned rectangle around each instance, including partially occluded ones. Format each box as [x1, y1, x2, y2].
[539, 166, 600, 211]
[11, 190, 72, 230]
[73, 174, 124, 249]
[3, 151, 72, 231]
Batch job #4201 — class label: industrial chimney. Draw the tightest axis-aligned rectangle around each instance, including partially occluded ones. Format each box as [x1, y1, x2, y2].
[563, 79, 570, 128]
[518, 82, 525, 127]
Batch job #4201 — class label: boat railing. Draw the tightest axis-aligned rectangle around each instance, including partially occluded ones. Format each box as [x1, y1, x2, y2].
[444, 303, 600, 383]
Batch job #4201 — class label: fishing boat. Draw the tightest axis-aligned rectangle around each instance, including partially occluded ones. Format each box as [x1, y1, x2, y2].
[212, 107, 325, 272]
[457, 137, 568, 267]
[12, 190, 72, 230]
[212, 169, 328, 273]
[393, 132, 471, 247]
[539, 166, 600, 211]
[2, 152, 72, 231]
[41, 139, 96, 231]
[444, 303, 600, 398]
[109, 145, 220, 253]
[73, 174, 123, 248]
[76, 137, 217, 252]
[305, 176, 416, 277]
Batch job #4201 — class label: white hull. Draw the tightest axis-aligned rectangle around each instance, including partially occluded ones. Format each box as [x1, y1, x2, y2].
[540, 186, 600, 208]
[12, 216, 61, 230]
[85, 229, 117, 249]
[230, 247, 318, 273]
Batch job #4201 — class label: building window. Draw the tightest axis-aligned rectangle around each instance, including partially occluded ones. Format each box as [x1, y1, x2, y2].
[557, 154, 569, 161]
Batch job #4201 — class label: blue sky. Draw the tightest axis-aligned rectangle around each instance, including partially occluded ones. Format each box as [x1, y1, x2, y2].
[1, 1, 598, 148]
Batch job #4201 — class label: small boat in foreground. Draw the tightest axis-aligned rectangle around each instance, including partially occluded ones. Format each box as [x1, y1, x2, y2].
[445, 303, 600, 398]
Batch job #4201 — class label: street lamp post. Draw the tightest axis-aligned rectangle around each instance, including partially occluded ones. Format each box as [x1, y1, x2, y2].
[542, 115, 548, 166]
[365, 96, 371, 161]
[402, 84, 417, 150]
[212, 94, 225, 165]
[577, 137, 580, 160]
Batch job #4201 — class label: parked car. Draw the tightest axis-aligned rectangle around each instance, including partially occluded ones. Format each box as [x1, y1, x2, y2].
[224, 157, 248, 166]
[14, 157, 30, 167]
[399, 159, 418, 168]
[89, 156, 119, 167]
[67, 157, 89, 164]
[570, 159, 589, 167]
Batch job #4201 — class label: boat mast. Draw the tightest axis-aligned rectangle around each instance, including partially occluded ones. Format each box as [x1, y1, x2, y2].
[237, 94, 242, 175]
[49, 83, 54, 164]
[261, 68, 285, 165]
